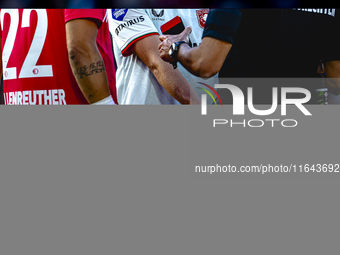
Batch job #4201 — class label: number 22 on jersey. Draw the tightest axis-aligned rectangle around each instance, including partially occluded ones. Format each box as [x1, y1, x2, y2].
[1, 9, 53, 80]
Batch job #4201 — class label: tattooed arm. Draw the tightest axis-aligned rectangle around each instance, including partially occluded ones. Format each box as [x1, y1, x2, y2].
[66, 18, 111, 104]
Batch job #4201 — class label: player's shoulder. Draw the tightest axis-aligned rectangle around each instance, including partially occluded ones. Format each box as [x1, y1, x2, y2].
[108, 9, 148, 23]
[108, 9, 155, 37]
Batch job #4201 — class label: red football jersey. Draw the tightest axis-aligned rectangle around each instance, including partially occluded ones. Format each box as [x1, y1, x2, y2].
[0, 9, 117, 105]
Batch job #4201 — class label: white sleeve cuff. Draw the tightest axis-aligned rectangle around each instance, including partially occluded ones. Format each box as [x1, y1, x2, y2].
[91, 96, 116, 105]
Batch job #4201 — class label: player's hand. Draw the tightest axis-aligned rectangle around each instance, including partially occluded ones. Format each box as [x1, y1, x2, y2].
[158, 37, 175, 63]
[159, 26, 192, 45]
[159, 26, 192, 63]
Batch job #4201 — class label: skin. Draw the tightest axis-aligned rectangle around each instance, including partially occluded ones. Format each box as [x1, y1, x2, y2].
[131, 33, 201, 105]
[159, 26, 232, 79]
[66, 18, 111, 104]
[324, 61, 340, 95]
[160, 27, 340, 96]
[1, 17, 199, 105]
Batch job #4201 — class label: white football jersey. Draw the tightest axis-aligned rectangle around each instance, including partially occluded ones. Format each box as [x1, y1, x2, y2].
[108, 9, 218, 105]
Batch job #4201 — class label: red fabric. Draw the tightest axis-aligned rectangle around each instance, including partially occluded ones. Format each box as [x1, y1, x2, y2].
[0, 9, 117, 105]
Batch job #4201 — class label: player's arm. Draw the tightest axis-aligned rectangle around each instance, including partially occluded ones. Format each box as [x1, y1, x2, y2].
[159, 27, 231, 78]
[66, 18, 112, 104]
[159, 9, 241, 79]
[324, 61, 340, 95]
[132, 34, 201, 104]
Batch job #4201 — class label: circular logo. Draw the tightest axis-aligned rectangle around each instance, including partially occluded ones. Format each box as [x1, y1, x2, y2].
[33, 68, 39, 75]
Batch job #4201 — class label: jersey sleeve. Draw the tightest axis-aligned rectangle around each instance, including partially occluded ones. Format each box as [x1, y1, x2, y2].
[202, 9, 242, 45]
[108, 9, 159, 57]
[64, 9, 106, 26]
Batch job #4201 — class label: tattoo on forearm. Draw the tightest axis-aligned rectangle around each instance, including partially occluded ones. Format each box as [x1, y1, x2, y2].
[74, 61, 105, 79]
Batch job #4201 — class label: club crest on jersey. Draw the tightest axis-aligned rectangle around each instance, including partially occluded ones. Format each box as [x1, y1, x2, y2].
[111, 9, 128, 21]
[33, 68, 39, 75]
[196, 9, 209, 29]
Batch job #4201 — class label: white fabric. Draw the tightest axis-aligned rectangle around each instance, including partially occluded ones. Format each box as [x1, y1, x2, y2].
[108, 9, 219, 105]
[91, 95, 116, 105]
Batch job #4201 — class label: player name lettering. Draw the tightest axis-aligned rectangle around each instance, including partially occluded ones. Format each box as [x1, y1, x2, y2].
[5, 89, 66, 105]
[295, 8, 335, 17]
[115, 16, 145, 36]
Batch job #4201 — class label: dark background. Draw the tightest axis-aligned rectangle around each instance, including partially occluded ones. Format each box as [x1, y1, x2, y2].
[0, 0, 316, 8]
